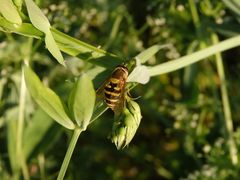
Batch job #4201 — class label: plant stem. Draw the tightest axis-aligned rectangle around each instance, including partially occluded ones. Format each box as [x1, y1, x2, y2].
[16, 38, 32, 179]
[38, 154, 46, 180]
[57, 128, 82, 180]
[211, 33, 238, 165]
[188, 0, 205, 49]
[188, 0, 200, 29]
[16, 67, 29, 180]
[149, 35, 240, 76]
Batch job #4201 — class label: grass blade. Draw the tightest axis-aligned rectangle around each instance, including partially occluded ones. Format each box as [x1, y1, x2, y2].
[149, 35, 240, 76]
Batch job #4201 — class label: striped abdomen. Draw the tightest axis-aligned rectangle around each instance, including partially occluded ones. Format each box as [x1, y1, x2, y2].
[104, 65, 128, 110]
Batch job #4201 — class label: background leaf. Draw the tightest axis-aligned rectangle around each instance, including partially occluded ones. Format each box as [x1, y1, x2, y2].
[24, 66, 75, 130]
[23, 109, 53, 159]
[223, 0, 240, 17]
[6, 107, 19, 175]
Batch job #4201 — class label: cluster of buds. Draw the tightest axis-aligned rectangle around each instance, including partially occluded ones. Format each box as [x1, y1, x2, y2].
[111, 100, 142, 149]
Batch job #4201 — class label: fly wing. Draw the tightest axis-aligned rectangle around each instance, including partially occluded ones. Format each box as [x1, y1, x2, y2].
[96, 75, 111, 97]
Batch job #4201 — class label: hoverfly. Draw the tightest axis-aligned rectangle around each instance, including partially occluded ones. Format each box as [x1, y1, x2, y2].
[97, 65, 129, 115]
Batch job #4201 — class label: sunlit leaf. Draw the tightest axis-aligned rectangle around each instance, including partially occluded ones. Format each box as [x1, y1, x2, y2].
[13, 0, 22, 9]
[0, 0, 22, 24]
[127, 65, 150, 84]
[149, 35, 240, 76]
[24, 0, 50, 33]
[0, 17, 44, 38]
[24, 66, 75, 130]
[68, 74, 96, 130]
[135, 44, 170, 64]
[45, 30, 65, 66]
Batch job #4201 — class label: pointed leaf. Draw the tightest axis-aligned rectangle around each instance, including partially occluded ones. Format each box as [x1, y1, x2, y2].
[24, 66, 75, 130]
[0, 16, 44, 38]
[127, 65, 150, 84]
[0, 0, 22, 24]
[69, 74, 96, 130]
[24, 0, 50, 33]
[135, 44, 170, 64]
[45, 30, 65, 66]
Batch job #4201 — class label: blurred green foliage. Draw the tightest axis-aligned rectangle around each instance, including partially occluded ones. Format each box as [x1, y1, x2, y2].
[1, 0, 240, 179]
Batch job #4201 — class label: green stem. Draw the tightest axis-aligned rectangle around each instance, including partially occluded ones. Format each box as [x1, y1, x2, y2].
[188, 0, 200, 28]
[16, 67, 29, 180]
[149, 35, 240, 76]
[104, 15, 123, 49]
[211, 33, 238, 165]
[38, 154, 46, 180]
[57, 128, 82, 180]
[16, 39, 32, 179]
[188, 0, 205, 49]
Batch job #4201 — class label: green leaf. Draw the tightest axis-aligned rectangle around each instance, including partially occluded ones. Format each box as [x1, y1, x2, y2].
[149, 35, 240, 76]
[23, 109, 53, 159]
[135, 44, 170, 64]
[68, 74, 96, 130]
[13, 0, 22, 9]
[223, 0, 240, 17]
[127, 65, 150, 84]
[45, 30, 65, 66]
[6, 107, 19, 174]
[24, 0, 65, 65]
[24, 66, 75, 130]
[0, 19, 121, 68]
[0, 17, 44, 38]
[51, 28, 122, 68]
[0, 0, 22, 24]
[24, 0, 50, 33]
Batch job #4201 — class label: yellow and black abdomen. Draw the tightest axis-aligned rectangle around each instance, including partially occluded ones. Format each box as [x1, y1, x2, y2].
[104, 78, 122, 110]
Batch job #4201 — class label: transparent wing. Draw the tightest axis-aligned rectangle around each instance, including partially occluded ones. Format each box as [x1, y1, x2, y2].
[112, 85, 127, 115]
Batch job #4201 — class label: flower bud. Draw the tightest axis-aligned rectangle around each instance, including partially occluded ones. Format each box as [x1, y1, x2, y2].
[111, 100, 142, 149]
